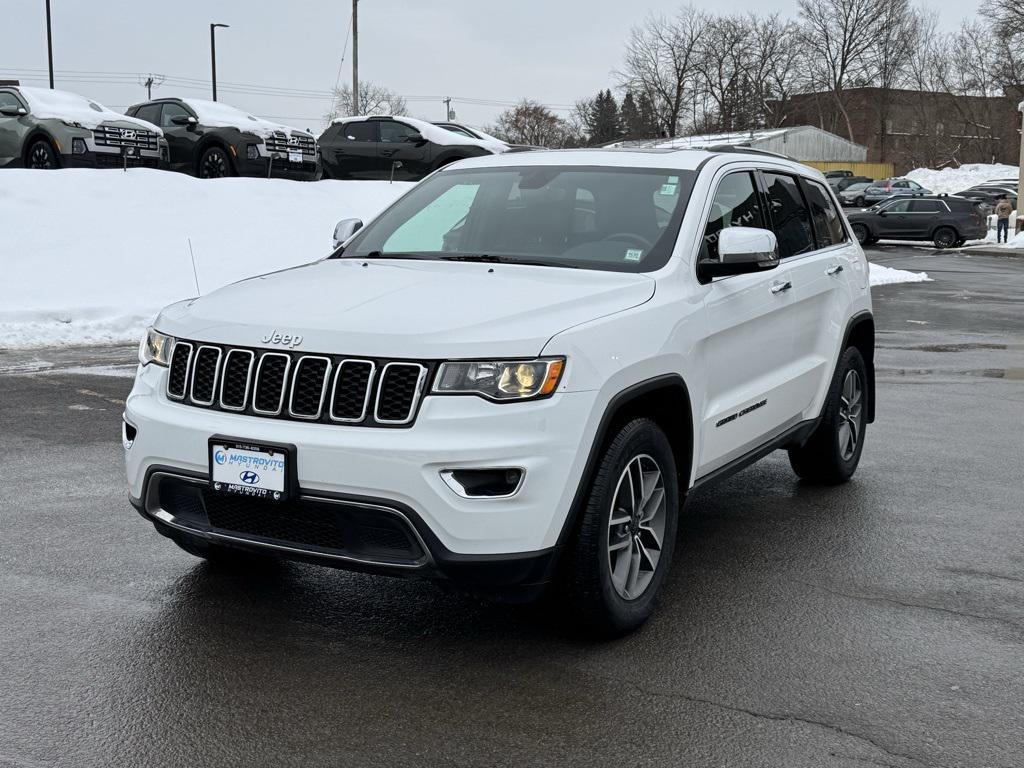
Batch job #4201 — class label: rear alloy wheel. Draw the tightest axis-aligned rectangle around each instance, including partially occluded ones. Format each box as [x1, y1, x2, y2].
[852, 223, 870, 246]
[933, 227, 958, 249]
[789, 346, 867, 484]
[198, 146, 233, 179]
[27, 139, 60, 169]
[556, 418, 679, 637]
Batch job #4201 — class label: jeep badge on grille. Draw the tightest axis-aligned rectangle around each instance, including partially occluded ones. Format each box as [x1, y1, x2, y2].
[262, 330, 303, 348]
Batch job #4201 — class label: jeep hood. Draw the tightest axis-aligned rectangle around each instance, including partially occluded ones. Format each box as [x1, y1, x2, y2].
[155, 258, 656, 358]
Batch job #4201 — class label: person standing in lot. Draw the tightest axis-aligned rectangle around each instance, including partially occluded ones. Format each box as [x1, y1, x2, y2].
[994, 196, 1013, 243]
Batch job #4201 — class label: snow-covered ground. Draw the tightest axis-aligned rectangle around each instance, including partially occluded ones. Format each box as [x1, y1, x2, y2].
[3, 169, 933, 349]
[905, 163, 1018, 195]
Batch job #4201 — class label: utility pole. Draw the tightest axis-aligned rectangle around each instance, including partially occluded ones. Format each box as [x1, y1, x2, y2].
[351, 0, 359, 114]
[210, 22, 229, 101]
[443, 97, 452, 121]
[44, 0, 54, 88]
[1017, 100, 1023, 238]
[144, 76, 154, 99]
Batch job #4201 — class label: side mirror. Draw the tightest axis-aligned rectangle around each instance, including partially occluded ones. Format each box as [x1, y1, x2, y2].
[878, 210, 887, 216]
[0, 106, 27, 117]
[171, 115, 198, 128]
[404, 132, 425, 144]
[333, 218, 363, 249]
[697, 227, 779, 281]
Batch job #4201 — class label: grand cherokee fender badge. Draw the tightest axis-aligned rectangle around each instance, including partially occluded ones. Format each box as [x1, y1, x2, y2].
[716, 399, 767, 428]
[261, 330, 303, 348]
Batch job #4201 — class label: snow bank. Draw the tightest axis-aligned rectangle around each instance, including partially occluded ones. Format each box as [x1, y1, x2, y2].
[1, 170, 410, 349]
[905, 163, 1018, 195]
[868, 263, 932, 286]
[19, 86, 162, 134]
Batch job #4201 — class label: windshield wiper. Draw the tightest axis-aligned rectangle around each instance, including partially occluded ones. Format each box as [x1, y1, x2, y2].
[439, 254, 578, 269]
[355, 250, 436, 261]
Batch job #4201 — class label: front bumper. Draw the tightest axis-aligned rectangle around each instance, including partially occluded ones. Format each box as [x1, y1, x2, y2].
[124, 363, 597, 584]
[62, 147, 165, 170]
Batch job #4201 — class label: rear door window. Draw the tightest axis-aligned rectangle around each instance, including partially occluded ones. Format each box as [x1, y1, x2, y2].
[341, 121, 378, 142]
[802, 179, 846, 248]
[763, 172, 814, 258]
[909, 200, 943, 213]
[134, 104, 161, 125]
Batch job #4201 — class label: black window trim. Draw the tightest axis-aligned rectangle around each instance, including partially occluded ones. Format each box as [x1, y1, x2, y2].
[797, 175, 850, 250]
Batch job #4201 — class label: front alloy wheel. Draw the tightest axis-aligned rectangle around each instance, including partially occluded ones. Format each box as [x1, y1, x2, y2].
[27, 140, 59, 169]
[852, 223, 870, 245]
[556, 417, 679, 637]
[199, 147, 232, 179]
[607, 455, 667, 600]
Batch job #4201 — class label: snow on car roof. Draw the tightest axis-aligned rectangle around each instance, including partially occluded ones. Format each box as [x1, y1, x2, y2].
[18, 87, 163, 134]
[180, 98, 312, 138]
[331, 114, 499, 150]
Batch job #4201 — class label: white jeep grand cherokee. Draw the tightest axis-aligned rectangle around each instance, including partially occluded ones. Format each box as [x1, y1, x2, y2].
[125, 148, 873, 635]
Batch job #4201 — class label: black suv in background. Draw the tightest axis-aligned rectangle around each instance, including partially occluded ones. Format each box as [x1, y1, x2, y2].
[847, 195, 987, 248]
[318, 115, 503, 181]
[125, 97, 318, 180]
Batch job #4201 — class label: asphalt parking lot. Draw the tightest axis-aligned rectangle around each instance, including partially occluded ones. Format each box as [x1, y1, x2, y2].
[1, 248, 1022, 768]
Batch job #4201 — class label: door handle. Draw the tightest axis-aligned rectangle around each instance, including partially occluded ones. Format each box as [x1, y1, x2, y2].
[826, 264, 844, 276]
[770, 280, 792, 294]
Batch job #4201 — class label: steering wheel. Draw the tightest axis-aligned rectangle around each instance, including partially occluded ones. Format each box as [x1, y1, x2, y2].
[603, 232, 653, 251]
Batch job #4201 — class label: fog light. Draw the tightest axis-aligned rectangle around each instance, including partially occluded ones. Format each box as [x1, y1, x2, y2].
[246, 144, 259, 160]
[441, 468, 524, 498]
[71, 138, 87, 155]
[122, 419, 137, 450]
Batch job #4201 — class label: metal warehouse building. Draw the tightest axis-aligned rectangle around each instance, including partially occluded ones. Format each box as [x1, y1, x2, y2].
[608, 127, 892, 178]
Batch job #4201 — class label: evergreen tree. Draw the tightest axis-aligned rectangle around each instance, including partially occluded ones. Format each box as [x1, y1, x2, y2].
[587, 90, 621, 145]
[620, 91, 640, 139]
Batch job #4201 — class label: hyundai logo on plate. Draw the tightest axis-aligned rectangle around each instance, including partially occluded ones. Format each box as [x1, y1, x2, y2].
[239, 471, 260, 485]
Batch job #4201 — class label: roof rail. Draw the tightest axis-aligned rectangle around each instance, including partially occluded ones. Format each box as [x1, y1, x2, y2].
[700, 145, 791, 160]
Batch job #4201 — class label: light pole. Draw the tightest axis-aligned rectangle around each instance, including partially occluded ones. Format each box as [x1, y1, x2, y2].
[210, 23, 229, 101]
[351, 0, 359, 114]
[44, 0, 54, 88]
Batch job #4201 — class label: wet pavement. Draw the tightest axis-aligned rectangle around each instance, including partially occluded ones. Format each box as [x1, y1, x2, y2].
[1, 248, 1022, 768]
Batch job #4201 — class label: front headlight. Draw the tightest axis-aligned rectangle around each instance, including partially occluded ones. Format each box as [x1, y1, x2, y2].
[433, 358, 565, 401]
[139, 327, 175, 367]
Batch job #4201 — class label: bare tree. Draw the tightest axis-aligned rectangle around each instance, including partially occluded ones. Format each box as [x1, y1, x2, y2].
[490, 100, 573, 147]
[751, 15, 807, 128]
[324, 80, 408, 122]
[798, 0, 893, 141]
[863, 0, 915, 159]
[617, 7, 705, 137]
[695, 15, 756, 133]
[979, 0, 1024, 90]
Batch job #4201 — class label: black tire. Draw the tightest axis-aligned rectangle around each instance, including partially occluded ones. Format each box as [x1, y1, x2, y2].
[26, 139, 60, 169]
[855, 196, 866, 208]
[197, 145, 234, 179]
[933, 227, 958, 249]
[852, 223, 871, 246]
[789, 347, 868, 485]
[556, 418, 680, 637]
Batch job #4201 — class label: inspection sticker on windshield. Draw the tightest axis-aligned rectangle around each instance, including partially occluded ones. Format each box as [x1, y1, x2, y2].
[659, 183, 677, 195]
[624, 249, 644, 262]
[210, 441, 288, 500]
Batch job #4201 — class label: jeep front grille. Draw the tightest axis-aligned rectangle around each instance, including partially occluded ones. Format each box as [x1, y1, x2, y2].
[93, 125, 160, 151]
[166, 340, 431, 428]
[264, 131, 316, 157]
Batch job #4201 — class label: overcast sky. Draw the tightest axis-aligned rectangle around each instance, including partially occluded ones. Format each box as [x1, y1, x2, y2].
[4, 0, 980, 134]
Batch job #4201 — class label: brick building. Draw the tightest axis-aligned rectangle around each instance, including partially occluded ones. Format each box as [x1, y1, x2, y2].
[780, 87, 1023, 173]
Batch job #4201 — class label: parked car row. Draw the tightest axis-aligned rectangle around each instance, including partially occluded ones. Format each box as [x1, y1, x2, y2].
[0, 85, 519, 181]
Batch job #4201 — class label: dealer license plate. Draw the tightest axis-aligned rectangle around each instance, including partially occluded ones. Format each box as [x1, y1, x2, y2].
[288, 150, 303, 163]
[210, 441, 288, 500]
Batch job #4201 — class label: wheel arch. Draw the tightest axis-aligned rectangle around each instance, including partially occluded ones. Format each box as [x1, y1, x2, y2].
[841, 311, 875, 423]
[194, 136, 237, 175]
[22, 128, 60, 165]
[555, 374, 694, 551]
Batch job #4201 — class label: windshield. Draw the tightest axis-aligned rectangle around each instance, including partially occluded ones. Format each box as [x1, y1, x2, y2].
[335, 165, 696, 272]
